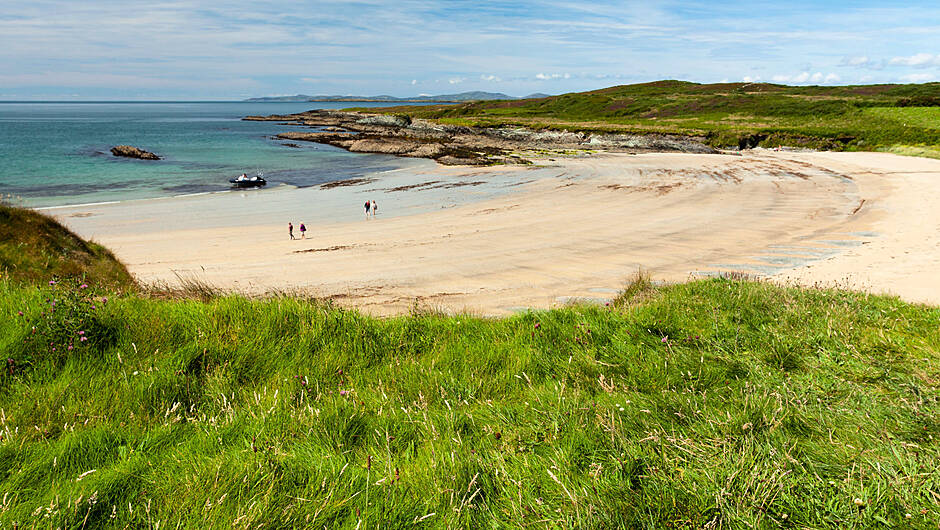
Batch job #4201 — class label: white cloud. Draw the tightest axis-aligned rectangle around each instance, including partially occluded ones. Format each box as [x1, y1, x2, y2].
[480, 74, 501, 82]
[411, 79, 417, 85]
[535, 72, 570, 80]
[841, 55, 871, 67]
[448, 77, 465, 84]
[742, 75, 761, 82]
[901, 73, 937, 83]
[769, 71, 840, 84]
[890, 53, 940, 68]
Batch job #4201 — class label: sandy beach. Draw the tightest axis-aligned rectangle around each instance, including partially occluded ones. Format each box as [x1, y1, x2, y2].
[49, 150, 940, 315]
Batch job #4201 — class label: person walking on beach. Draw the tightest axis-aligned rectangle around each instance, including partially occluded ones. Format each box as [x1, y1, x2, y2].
[289, 222, 295, 240]
[364, 200, 371, 218]
[371, 200, 377, 217]
[299, 222, 306, 239]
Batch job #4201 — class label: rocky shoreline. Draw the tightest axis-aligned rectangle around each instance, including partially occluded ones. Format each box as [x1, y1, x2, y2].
[244, 110, 717, 165]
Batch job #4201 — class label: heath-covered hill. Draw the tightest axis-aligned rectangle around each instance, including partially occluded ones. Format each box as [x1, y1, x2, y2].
[0, 205, 939, 528]
[367, 80, 940, 154]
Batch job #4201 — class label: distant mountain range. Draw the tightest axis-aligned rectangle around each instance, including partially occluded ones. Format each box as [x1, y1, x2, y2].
[244, 91, 551, 103]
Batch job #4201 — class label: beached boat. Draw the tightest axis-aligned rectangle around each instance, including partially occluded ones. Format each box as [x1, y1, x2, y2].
[230, 172, 266, 188]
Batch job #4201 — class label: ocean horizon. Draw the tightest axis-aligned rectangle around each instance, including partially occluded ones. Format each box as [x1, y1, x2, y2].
[0, 101, 430, 208]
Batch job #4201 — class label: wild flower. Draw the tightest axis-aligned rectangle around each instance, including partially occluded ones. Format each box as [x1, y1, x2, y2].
[661, 336, 669, 343]
[80, 284, 88, 289]
[17, 311, 22, 316]
[534, 322, 541, 329]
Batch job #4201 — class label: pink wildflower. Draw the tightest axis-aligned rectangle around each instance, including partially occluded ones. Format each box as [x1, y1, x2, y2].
[661, 336, 668, 343]
[80, 284, 88, 289]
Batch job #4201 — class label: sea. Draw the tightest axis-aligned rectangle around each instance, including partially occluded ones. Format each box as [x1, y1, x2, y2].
[0, 101, 429, 208]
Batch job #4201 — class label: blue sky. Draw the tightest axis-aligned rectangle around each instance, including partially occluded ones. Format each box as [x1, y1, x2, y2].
[2, 0, 939, 100]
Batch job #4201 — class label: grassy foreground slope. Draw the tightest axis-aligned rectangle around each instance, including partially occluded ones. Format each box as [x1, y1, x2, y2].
[0, 203, 134, 290]
[1, 276, 939, 528]
[369, 80, 940, 153]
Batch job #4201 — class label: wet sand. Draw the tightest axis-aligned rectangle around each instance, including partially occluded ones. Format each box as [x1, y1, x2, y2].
[51, 150, 940, 315]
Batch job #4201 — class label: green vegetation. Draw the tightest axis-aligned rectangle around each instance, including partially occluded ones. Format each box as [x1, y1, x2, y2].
[367, 80, 940, 152]
[0, 202, 134, 290]
[1, 273, 939, 528]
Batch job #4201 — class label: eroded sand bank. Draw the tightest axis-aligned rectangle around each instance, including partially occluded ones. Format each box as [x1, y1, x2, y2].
[51, 150, 940, 315]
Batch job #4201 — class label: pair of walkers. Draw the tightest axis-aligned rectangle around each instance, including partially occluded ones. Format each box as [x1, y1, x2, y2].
[364, 199, 378, 218]
[288, 222, 306, 240]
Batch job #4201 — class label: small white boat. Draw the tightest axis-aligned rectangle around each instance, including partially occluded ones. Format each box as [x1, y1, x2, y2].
[230, 171, 266, 188]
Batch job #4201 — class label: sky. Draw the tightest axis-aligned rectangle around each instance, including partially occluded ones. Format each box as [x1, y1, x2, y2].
[1, 0, 939, 100]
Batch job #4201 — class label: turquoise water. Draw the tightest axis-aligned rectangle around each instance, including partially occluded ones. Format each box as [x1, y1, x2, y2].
[0, 101, 423, 207]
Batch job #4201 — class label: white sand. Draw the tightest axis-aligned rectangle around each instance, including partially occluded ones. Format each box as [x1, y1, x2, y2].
[52, 150, 940, 315]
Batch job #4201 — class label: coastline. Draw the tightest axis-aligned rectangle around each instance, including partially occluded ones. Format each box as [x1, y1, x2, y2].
[244, 109, 718, 166]
[51, 149, 940, 315]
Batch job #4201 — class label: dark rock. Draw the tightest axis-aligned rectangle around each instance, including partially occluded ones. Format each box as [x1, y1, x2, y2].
[111, 145, 161, 160]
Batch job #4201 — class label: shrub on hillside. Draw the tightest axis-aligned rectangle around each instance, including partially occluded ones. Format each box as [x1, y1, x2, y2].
[13, 278, 114, 372]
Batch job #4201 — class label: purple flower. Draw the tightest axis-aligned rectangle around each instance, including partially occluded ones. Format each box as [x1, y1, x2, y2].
[91, 305, 96, 310]
[68, 345, 73, 351]
[80, 284, 88, 289]
[534, 322, 541, 329]
[80, 337, 87, 342]
[339, 390, 348, 396]
[102, 297, 108, 304]
[17, 311, 22, 316]
[661, 336, 668, 343]
[78, 331, 85, 335]
[48, 280, 56, 286]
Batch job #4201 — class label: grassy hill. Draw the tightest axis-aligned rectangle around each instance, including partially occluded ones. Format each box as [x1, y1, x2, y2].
[365, 80, 940, 154]
[1, 273, 938, 527]
[0, 203, 134, 290]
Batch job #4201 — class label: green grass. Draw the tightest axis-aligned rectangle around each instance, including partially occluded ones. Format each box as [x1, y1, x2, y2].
[880, 144, 940, 160]
[1, 275, 938, 528]
[863, 107, 940, 130]
[0, 202, 134, 290]
[358, 80, 940, 152]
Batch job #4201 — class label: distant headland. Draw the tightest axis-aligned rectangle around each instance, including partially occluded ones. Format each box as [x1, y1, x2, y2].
[243, 91, 551, 103]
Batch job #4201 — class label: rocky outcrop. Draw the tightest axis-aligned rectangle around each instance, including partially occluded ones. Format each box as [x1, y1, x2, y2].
[250, 109, 718, 165]
[110, 145, 161, 160]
